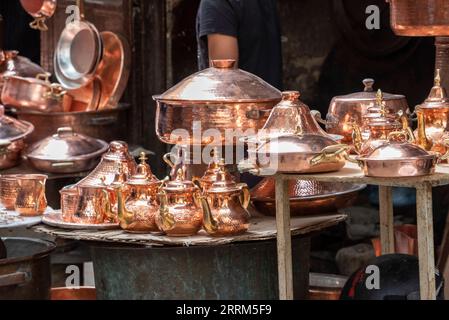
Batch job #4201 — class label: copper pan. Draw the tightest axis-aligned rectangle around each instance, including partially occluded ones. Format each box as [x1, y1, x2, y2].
[387, 0, 449, 36]
[96, 32, 131, 110]
[20, 0, 57, 32]
[67, 77, 102, 112]
[251, 179, 365, 216]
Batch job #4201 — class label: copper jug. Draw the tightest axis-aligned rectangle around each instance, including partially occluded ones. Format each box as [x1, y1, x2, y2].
[199, 164, 251, 237]
[14, 174, 47, 216]
[77, 141, 137, 187]
[115, 153, 161, 233]
[157, 168, 203, 237]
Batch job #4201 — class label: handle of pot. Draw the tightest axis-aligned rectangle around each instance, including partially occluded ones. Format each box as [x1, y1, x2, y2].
[310, 110, 327, 125]
[36, 72, 51, 83]
[29, 17, 48, 32]
[87, 116, 117, 126]
[51, 162, 75, 168]
[309, 144, 350, 166]
[246, 109, 272, 120]
[44, 84, 67, 101]
[388, 131, 409, 142]
[163, 153, 175, 168]
[0, 139, 11, 155]
[238, 183, 251, 210]
[438, 138, 449, 161]
[0, 272, 28, 288]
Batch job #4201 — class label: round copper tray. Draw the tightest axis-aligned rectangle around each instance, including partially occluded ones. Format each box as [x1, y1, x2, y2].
[251, 179, 366, 216]
[42, 211, 119, 230]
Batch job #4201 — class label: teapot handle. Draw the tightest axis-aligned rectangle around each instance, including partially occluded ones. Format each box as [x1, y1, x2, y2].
[237, 183, 251, 209]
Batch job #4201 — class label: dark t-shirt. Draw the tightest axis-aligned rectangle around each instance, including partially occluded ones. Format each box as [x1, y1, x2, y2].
[196, 0, 283, 90]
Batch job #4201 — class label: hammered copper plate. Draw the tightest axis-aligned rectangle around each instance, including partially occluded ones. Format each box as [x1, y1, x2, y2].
[67, 76, 102, 112]
[96, 32, 131, 110]
[42, 211, 119, 230]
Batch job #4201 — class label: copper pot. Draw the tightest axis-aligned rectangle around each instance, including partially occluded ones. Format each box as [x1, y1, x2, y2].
[0, 105, 34, 169]
[1, 73, 72, 112]
[251, 179, 365, 216]
[324, 79, 409, 145]
[0, 175, 19, 210]
[20, 0, 57, 31]
[387, 0, 449, 36]
[16, 103, 130, 144]
[26, 127, 109, 173]
[154, 59, 281, 145]
[157, 168, 203, 237]
[355, 132, 446, 177]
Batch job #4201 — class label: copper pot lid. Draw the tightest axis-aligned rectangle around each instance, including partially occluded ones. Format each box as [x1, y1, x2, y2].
[199, 148, 221, 184]
[0, 105, 34, 142]
[332, 79, 405, 102]
[27, 127, 108, 161]
[207, 161, 241, 194]
[126, 153, 159, 186]
[256, 133, 338, 155]
[0, 50, 45, 79]
[103, 141, 134, 161]
[417, 69, 449, 110]
[363, 90, 403, 128]
[163, 168, 197, 193]
[154, 59, 281, 103]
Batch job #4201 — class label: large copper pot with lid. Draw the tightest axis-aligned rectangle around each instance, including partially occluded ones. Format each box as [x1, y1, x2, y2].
[387, 0, 449, 36]
[153, 59, 281, 145]
[25, 127, 108, 173]
[323, 79, 409, 145]
[0, 105, 34, 169]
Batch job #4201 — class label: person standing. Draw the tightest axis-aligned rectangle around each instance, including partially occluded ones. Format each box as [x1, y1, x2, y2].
[196, 0, 283, 90]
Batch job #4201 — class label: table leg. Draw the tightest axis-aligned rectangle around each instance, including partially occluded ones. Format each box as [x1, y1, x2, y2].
[275, 176, 293, 300]
[416, 182, 436, 300]
[378, 186, 395, 254]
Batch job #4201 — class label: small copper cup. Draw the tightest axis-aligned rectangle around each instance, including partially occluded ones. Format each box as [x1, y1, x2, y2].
[14, 174, 48, 216]
[60, 185, 79, 222]
[0, 175, 20, 210]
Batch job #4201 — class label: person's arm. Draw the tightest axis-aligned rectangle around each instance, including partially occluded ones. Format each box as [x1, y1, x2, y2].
[207, 34, 238, 66]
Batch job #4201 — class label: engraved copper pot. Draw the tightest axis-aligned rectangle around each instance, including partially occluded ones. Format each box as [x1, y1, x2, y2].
[76, 141, 137, 187]
[14, 174, 48, 217]
[0, 105, 34, 169]
[251, 179, 365, 216]
[414, 70, 449, 154]
[1, 73, 72, 112]
[115, 153, 161, 233]
[72, 185, 109, 224]
[154, 59, 281, 145]
[323, 79, 409, 145]
[387, 0, 449, 36]
[26, 127, 108, 173]
[355, 132, 447, 177]
[199, 164, 251, 237]
[20, 0, 57, 31]
[157, 168, 203, 237]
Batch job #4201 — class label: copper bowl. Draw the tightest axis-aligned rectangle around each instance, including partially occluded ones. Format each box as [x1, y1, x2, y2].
[251, 179, 365, 216]
[51, 287, 96, 300]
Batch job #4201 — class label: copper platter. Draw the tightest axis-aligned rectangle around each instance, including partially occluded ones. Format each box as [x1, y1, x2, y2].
[42, 211, 119, 230]
[251, 179, 365, 216]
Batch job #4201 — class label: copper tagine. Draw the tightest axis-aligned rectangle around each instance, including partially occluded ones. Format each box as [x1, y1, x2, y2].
[76, 141, 137, 187]
[251, 179, 365, 216]
[157, 168, 203, 237]
[325, 79, 409, 144]
[26, 127, 108, 173]
[414, 70, 449, 153]
[387, 0, 449, 37]
[0, 105, 34, 169]
[154, 59, 281, 145]
[115, 153, 161, 233]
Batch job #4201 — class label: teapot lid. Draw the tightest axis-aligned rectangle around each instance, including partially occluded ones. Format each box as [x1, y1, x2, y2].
[418, 69, 449, 109]
[126, 153, 159, 186]
[207, 161, 242, 193]
[332, 78, 406, 102]
[155, 59, 281, 103]
[363, 90, 402, 128]
[199, 148, 221, 184]
[164, 168, 197, 192]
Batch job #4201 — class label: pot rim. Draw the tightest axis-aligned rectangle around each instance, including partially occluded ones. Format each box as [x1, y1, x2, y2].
[15, 103, 130, 116]
[252, 184, 367, 202]
[0, 237, 56, 266]
[153, 96, 280, 105]
[0, 119, 35, 143]
[356, 154, 436, 162]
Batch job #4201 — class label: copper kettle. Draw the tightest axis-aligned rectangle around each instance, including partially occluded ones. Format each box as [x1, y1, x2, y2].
[115, 153, 161, 233]
[157, 168, 203, 237]
[199, 163, 251, 237]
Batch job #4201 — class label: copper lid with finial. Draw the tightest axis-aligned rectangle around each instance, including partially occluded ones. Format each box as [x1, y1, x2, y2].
[207, 160, 242, 194]
[126, 152, 159, 186]
[163, 168, 198, 193]
[417, 69, 449, 109]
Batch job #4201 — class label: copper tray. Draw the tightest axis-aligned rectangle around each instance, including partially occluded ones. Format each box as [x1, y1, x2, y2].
[251, 179, 365, 216]
[42, 211, 119, 230]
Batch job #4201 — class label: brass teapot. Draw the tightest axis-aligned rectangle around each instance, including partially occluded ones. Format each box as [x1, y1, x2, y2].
[115, 153, 161, 233]
[157, 168, 203, 237]
[199, 163, 251, 237]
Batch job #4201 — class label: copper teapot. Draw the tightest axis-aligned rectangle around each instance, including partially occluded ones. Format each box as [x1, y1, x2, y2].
[115, 153, 161, 233]
[199, 163, 251, 237]
[157, 168, 203, 237]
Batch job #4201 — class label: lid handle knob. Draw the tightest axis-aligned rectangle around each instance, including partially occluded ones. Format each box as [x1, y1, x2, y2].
[363, 78, 375, 92]
[57, 127, 74, 137]
[210, 59, 236, 69]
[281, 91, 300, 101]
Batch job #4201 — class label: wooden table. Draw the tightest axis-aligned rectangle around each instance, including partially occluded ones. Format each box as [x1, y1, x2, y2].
[248, 162, 449, 300]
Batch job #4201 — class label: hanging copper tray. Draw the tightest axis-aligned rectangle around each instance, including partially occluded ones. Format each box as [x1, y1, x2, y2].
[251, 179, 365, 216]
[43, 211, 119, 230]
